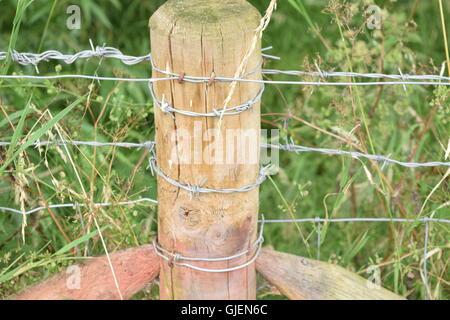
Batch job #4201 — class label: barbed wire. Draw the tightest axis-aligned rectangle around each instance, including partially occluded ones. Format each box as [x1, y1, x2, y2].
[0, 47, 151, 71]
[0, 73, 174, 82]
[150, 52, 450, 86]
[148, 156, 276, 198]
[2, 46, 450, 86]
[0, 43, 275, 71]
[2, 45, 449, 83]
[263, 67, 450, 82]
[2, 196, 448, 225]
[261, 217, 450, 224]
[2, 71, 449, 86]
[262, 142, 450, 168]
[0, 197, 444, 286]
[0, 196, 444, 286]
[0, 198, 157, 216]
[1, 139, 448, 168]
[149, 81, 265, 117]
[0, 139, 155, 149]
[152, 217, 265, 273]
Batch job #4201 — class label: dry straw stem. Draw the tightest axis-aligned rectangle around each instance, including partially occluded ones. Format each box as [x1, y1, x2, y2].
[438, 0, 450, 77]
[48, 107, 125, 300]
[222, 0, 277, 111]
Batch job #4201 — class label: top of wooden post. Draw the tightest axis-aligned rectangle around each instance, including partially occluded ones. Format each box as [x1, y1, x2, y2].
[150, 0, 261, 38]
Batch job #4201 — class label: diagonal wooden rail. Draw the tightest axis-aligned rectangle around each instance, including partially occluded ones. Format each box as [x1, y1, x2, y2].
[12, 245, 159, 300]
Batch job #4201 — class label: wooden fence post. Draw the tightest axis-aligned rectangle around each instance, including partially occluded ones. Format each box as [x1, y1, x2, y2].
[149, 0, 262, 300]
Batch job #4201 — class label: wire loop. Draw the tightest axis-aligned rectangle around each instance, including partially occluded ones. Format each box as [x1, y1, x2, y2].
[148, 81, 264, 117]
[148, 156, 274, 196]
[152, 217, 265, 273]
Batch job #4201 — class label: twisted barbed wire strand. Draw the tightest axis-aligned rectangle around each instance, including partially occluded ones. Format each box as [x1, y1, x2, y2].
[152, 217, 265, 273]
[0, 139, 155, 149]
[149, 81, 265, 117]
[262, 69, 450, 82]
[1, 73, 449, 86]
[148, 156, 275, 198]
[2, 44, 450, 85]
[262, 143, 450, 168]
[0, 198, 158, 216]
[149, 53, 450, 86]
[261, 217, 450, 224]
[1, 140, 449, 168]
[2, 197, 448, 225]
[0, 45, 277, 67]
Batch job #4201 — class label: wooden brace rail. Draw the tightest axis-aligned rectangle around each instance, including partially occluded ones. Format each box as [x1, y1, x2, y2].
[12, 247, 404, 300]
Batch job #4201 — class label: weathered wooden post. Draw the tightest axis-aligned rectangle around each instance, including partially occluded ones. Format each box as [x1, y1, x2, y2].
[150, 0, 262, 299]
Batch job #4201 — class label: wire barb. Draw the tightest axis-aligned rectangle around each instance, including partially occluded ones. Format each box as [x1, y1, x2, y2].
[0, 139, 156, 150]
[262, 142, 450, 168]
[0, 44, 151, 66]
[148, 156, 273, 196]
[2, 44, 450, 85]
[0, 198, 158, 216]
[149, 81, 264, 117]
[1, 139, 449, 168]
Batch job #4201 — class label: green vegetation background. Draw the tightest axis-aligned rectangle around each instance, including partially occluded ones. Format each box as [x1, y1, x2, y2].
[0, 0, 449, 299]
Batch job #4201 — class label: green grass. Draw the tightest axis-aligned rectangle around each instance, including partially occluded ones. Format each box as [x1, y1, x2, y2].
[0, 0, 449, 300]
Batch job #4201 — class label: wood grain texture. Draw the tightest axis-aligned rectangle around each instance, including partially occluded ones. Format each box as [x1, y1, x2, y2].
[13, 245, 159, 300]
[256, 248, 405, 300]
[149, 0, 262, 300]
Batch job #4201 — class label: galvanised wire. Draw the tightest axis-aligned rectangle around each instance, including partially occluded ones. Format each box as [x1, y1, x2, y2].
[0, 43, 275, 68]
[262, 68, 450, 82]
[152, 217, 265, 273]
[2, 139, 448, 169]
[149, 53, 450, 86]
[262, 143, 450, 168]
[0, 139, 155, 149]
[1, 46, 450, 85]
[0, 198, 157, 216]
[148, 156, 276, 198]
[1, 72, 449, 86]
[261, 217, 450, 224]
[2, 45, 450, 84]
[1, 46, 151, 67]
[148, 81, 265, 117]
